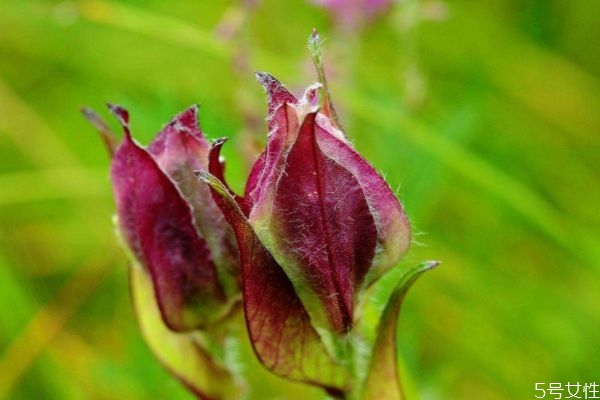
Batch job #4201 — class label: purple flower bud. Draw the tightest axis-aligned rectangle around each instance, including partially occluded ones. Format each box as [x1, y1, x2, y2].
[248, 73, 410, 332]
[88, 105, 239, 332]
[201, 73, 411, 391]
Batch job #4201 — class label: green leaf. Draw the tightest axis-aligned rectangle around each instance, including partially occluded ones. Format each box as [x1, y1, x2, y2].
[361, 261, 439, 400]
[129, 263, 242, 400]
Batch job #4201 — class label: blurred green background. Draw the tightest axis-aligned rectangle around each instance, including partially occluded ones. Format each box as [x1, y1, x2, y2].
[1, 0, 599, 399]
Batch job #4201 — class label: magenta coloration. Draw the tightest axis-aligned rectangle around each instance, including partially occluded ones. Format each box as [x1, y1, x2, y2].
[272, 111, 378, 332]
[311, 0, 393, 27]
[106, 105, 239, 332]
[202, 73, 411, 391]
[200, 156, 346, 390]
[86, 31, 433, 399]
[247, 74, 410, 331]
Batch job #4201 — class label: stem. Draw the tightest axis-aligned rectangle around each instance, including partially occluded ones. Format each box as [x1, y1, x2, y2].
[308, 29, 344, 131]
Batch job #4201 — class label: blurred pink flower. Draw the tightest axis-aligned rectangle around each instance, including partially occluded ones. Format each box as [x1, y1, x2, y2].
[311, 0, 393, 27]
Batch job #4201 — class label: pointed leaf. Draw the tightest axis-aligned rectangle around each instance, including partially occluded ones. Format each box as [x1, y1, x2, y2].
[361, 261, 439, 400]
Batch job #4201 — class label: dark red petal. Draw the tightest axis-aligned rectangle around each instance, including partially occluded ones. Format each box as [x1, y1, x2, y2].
[199, 171, 347, 391]
[315, 115, 411, 285]
[109, 107, 225, 332]
[271, 112, 377, 332]
[147, 106, 210, 187]
[107, 103, 130, 127]
[146, 107, 214, 220]
[148, 105, 208, 161]
[148, 107, 240, 300]
[244, 74, 300, 210]
[256, 72, 298, 129]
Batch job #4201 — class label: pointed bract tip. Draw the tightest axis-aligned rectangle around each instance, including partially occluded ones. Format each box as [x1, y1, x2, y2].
[168, 104, 201, 135]
[176, 104, 200, 119]
[195, 170, 230, 197]
[106, 103, 131, 137]
[309, 28, 321, 44]
[81, 106, 118, 157]
[404, 260, 440, 282]
[308, 29, 324, 58]
[254, 72, 297, 109]
[81, 107, 106, 130]
[80, 106, 95, 119]
[423, 260, 441, 270]
[194, 169, 211, 182]
[211, 137, 229, 147]
[106, 103, 129, 123]
[255, 71, 276, 87]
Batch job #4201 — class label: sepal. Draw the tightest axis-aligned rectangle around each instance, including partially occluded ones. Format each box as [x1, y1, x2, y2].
[361, 261, 439, 400]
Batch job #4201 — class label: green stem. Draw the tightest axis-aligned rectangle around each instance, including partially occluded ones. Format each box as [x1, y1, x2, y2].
[308, 29, 343, 131]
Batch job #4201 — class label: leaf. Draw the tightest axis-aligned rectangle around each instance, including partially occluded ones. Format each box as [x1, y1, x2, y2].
[361, 261, 439, 400]
[129, 262, 241, 400]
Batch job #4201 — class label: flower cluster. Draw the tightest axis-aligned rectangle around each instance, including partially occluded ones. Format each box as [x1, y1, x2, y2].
[85, 34, 436, 400]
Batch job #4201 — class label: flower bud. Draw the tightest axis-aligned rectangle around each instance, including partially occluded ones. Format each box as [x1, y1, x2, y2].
[247, 73, 410, 334]
[201, 73, 411, 392]
[86, 105, 239, 332]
